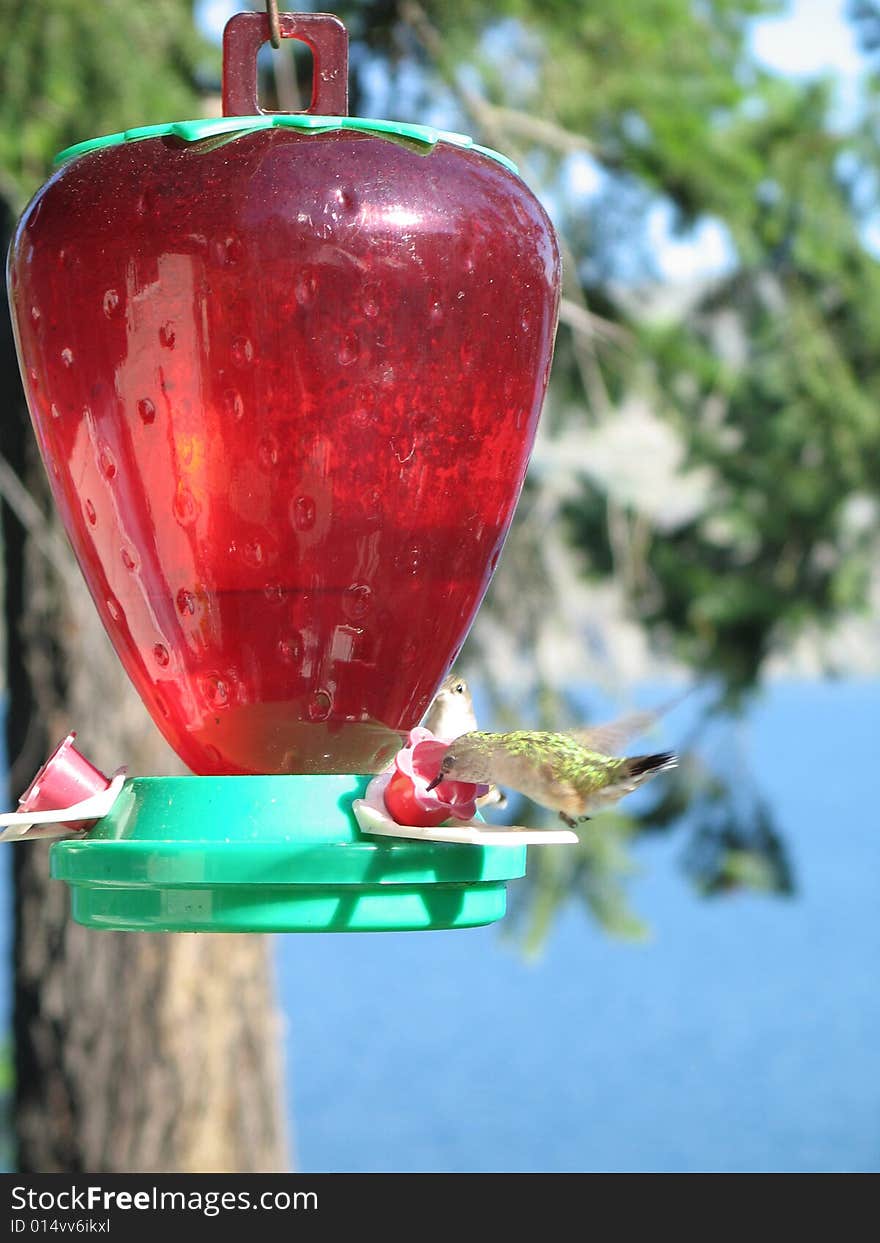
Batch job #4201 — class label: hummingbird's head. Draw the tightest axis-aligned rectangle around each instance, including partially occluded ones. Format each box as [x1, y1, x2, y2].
[436, 674, 470, 705]
[425, 750, 458, 792]
[422, 672, 477, 740]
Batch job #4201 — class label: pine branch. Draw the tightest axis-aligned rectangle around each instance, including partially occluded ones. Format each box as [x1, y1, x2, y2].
[0, 452, 81, 593]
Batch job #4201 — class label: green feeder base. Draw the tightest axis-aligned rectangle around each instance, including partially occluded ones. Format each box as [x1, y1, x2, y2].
[49, 775, 527, 933]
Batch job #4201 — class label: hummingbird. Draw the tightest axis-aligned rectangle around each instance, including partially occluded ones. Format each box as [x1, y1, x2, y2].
[426, 729, 677, 828]
[423, 673, 480, 739]
[422, 673, 507, 809]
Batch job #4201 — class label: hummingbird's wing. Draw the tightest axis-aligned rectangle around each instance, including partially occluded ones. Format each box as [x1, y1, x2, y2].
[567, 709, 659, 755]
[568, 688, 693, 754]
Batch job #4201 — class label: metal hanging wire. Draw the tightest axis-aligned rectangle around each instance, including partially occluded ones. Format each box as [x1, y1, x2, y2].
[266, 0, 281, 49]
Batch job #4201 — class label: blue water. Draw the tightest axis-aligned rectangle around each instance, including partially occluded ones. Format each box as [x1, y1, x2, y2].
[276, 680, 879, 1172]
[1, 680, 878, 1171]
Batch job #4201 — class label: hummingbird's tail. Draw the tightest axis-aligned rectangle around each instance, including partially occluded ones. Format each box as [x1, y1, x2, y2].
[583, 751, 678, 812]
[621, 752, 678, 779]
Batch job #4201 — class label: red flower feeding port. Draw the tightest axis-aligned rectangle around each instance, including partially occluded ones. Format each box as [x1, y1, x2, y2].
[5, 10, 562, 932]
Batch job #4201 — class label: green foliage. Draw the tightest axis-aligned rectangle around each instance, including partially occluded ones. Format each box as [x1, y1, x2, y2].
[0, 0, 211, 211]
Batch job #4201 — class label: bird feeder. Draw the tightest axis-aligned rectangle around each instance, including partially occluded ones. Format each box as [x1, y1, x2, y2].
[5, 9, 561, 931]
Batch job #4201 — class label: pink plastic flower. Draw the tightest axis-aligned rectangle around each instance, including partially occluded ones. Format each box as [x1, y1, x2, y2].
[383, 727, 490, 827]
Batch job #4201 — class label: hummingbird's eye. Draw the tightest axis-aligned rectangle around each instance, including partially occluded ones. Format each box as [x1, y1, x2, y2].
[454, 683, 464, 694]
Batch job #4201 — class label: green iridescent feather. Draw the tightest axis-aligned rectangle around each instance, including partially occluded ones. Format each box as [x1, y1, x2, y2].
[452, 730, 628, 794]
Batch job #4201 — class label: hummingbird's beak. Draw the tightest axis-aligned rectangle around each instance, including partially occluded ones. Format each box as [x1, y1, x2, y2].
[425, 773, 443, 792]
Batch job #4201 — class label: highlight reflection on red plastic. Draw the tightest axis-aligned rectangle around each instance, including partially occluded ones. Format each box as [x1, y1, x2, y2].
[9, 129, 559, 774]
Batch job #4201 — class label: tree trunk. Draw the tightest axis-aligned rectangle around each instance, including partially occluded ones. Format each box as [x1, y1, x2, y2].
[1, 211, 289, 1173]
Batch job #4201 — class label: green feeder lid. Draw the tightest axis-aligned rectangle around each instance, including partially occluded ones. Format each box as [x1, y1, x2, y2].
[53, 114, 519, 176]
[50, 775, 526, 933]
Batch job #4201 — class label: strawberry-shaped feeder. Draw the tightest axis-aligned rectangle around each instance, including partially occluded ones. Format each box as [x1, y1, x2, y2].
[5, 10, 561, 932]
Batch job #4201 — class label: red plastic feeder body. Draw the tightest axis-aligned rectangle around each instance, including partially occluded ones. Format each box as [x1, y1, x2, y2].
[7, 11, 560, 777]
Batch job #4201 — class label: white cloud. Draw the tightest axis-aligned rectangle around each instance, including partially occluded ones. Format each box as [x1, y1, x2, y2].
[750, 0, 862, 78]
